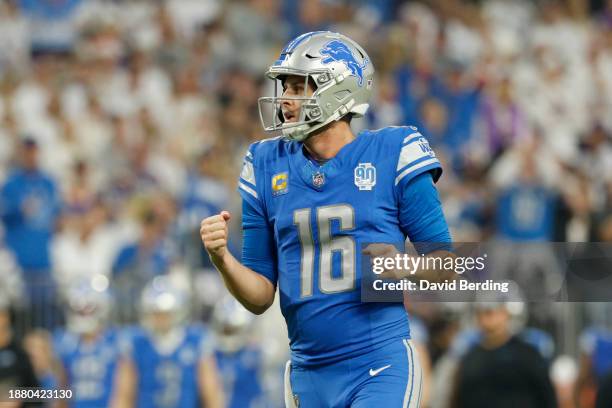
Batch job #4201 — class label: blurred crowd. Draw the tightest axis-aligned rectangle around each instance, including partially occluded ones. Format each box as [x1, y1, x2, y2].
[0, 0, 612, 407]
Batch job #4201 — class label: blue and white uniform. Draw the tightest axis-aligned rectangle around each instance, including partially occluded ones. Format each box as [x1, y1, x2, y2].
[121, 325, 211, 408]
[53, 329, 120, 408]
[239, 126, 450, 407]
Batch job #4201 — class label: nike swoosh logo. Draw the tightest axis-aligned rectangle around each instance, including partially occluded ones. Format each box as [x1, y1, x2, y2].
[369, 364, 391, 376]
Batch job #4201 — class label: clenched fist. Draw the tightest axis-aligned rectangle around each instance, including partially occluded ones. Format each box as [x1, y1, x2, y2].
[201, 211, 232, 260]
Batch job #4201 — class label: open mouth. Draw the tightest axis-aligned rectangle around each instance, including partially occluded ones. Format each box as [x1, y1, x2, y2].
[283, 111, 296, 122]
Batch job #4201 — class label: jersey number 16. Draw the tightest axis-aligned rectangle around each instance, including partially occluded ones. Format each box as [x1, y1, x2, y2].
[293, 204, 356, 297]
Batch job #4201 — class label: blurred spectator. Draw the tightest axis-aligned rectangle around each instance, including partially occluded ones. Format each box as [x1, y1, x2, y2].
[0, 0, 29, 71]
[51, 198, 119, 284]
[477, 75, 531, 161]
[70, 91, 114, 172]
[225, 0, 287, 74]
[450, 302, 557, 408]
[579, 125, 612, 191]
[0, 138, 60, 275]
[395, 59, 480, 169]
[0, 101, 19, 183]
[495, 150, 557, 241]
[0, 138, 62, 330]
[367, 73, 403, 129]
[19, 0, 86, 56]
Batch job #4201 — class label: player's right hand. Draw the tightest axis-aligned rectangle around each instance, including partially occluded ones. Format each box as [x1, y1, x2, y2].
[201, 211, 231, 260]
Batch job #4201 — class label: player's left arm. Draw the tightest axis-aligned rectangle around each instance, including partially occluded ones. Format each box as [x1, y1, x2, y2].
[198, 355, 225, 408]
[402, 171, 456, 279]
[394, 130, 455, 280]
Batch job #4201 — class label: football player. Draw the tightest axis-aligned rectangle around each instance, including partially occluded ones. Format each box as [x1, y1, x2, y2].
[53, 278, 120, 408]
[212, 297, 266, 408]
[201, 31, 451, 407]
[113, 276, 223, 408]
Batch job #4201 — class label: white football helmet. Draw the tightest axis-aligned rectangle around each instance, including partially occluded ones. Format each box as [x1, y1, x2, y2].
[258, 31, 374, 141]
[65, 277, 111, 334]
[140, 276, 190, 334]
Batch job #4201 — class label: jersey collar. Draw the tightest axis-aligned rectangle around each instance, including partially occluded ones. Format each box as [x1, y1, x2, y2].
[292, 131, 369, 191]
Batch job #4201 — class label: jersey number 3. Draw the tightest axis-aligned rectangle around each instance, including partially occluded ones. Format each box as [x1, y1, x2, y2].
[293, 204, 356, 297]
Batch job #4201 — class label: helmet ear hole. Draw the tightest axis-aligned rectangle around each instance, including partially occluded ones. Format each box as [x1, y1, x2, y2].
[308, 77, 318, 92]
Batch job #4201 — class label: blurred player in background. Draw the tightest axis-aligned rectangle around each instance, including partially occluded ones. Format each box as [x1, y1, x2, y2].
[52, 278, 120, 408]
[450, 301, 557, 408]
[212, 297, 266, 408]
[113, 276, 223, 408]
[201, 31, 451, 407]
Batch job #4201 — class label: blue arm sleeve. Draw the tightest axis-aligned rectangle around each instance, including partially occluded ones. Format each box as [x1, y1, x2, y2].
[241, 199, 278, 286]
[399, 171, 451, 253]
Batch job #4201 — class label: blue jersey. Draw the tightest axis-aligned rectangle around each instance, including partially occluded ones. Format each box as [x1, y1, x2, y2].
[238, 126, 447, 367]
[122, 325, 211, 408]
[496, 184, 556, 241]
[581, 327, 612, 381]
[53, 329, 120, 408]
[214, 346, 264, 408]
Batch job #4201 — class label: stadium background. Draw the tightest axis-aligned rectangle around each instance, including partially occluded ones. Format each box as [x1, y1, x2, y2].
[0, 0, 611, 407]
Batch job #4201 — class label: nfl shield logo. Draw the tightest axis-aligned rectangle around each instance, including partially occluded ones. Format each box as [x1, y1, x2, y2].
[354, 163, 376, 190]
[312, 172, 325, 188]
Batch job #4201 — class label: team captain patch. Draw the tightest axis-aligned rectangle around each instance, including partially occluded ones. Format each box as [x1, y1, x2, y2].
[272, 172, 289, 196]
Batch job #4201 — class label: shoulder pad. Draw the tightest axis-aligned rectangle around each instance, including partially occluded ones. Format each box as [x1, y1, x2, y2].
[392, 126, 441, 186]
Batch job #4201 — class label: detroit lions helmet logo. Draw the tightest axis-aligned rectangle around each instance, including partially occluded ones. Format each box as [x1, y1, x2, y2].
[320, 40, 369, 87]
